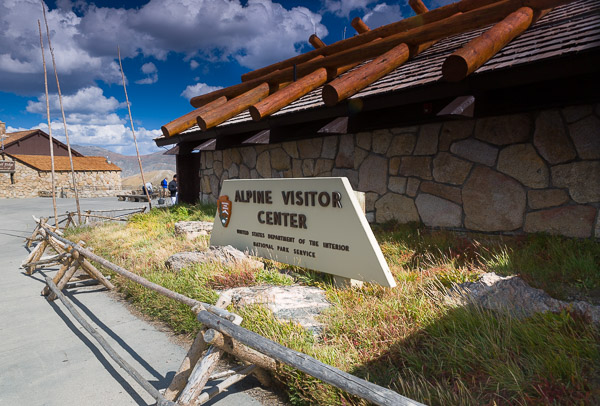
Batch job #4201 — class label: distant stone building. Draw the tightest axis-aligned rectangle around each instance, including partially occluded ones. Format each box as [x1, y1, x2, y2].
[0, 125, 122, 198]
[156, 0, 600, 239]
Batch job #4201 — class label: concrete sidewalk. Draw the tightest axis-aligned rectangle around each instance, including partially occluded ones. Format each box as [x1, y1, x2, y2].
[0, 198, 264, 406]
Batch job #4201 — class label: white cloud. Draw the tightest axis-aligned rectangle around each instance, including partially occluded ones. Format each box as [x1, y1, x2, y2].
[135, 62, 158, 84]
[26, 86, 124, 115]
[190, 60, 199, 70]
[181, 82, 223, 101]
[324, 0, 373, 17]
[363, 3, 404, 28]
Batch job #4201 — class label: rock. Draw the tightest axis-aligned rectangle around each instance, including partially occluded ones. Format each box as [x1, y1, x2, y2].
[354, 147, 369, 169]
[229, 163, 239, 178]
[463, 166, 526, 231]
[388, 176, 407, 194]
[420, 181, 462, 204]
[335, 134, 354, 168]
[398, 156, 432, 179]
[524, 205, 596, 238]
[239, 164, 250, 179]
[596, 214, 600, 238]
[561, 104, 593, 123]
[413, 123, 440, 155]
[332, 168, 358, 189]
[209, 175, 220, 198]
[533, 110, 576, 164]
[474, 114, 531, 145]
[389, 157, 401, 175]
[568, 116, 600, 159]
[527, 189, 569, 210]
[432, 152, 472, 185]
[213, 160, 224, 178]
[365, 192, 378, 211]
[241, 147, 257, 168]
[165, 245, 264, 272]
[223, 148, 242, 168]
[375, 193, 419, 223]
[314, 158, 334, 176]
[222, 285, 331, 333]
[372, 129, 392, 154]
[321, 136, 338, 159]
[201, 176, 211, 194]
[256, 150, 271, 178]
[302, 159, 315, 177]
[204, 152, 213, 169]
[450, 272, 600, 325]
[292, 159, 303, 178]
[439, 120, 474, 151]
[386, 134, 416, 156]
[415, 193, 462, 227]
[406, 177, 420, 197]
[551, 161, 600, 203]
[270, 147, 291, 171]
[174, 221, 213, 240]
[282, 141, 299, 159]
[297, 137, 323, 159]
[356, 132, 371, 150]
[450, 139, 498, 166]
[358, 154, 388, 194]
[497, 144, 548, 188]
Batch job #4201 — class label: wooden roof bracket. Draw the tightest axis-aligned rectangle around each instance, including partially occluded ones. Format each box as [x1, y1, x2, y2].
[195, 139, 217, 151]
[242, 129, 271, 145]
[318, 117, 350, 135]
[437, 95, 476, 117]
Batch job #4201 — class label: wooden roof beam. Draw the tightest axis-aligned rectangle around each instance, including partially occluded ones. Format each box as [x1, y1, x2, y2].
[161, 96, 227, 137]
[196, 83, 269, 131]
[409, 0, 430, 15]
[309, 35, 326, 49]
[351, 17, 370, 34]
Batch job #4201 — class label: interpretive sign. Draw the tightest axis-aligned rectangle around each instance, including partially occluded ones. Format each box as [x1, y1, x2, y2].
[210, 177, 396, 287]
[0, 161, 15, 173]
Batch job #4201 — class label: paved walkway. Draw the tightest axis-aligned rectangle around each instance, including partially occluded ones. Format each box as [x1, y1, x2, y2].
[0, 198, 263, 406]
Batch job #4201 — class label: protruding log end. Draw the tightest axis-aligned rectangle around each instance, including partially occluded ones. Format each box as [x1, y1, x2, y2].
[160, 126, 169, 138]
[249, 105, 262, 122]
[351, 17, 370, 34]
[442, 54, 469, 82]
[409, 0, 429, 15]
[309, 34, 326, 49]
[196, 116, 209, 132]
[322, 85, 341, 107]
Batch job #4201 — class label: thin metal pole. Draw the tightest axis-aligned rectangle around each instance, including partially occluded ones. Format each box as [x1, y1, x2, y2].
[117, 46, 152, 210]
[38, 20, 58, 226]
[45, 277, 175, 406]
[40, 0, 82, 223]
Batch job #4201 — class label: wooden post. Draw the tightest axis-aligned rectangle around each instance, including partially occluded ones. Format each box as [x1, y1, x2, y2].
[164, 333, 209, 401]
[196, 83, 270, 131]
[41, 0, 82, 224]
[195, 365, 257, 405]
[118, 46, 152, 210]
[309, 34, 326, 49]
[351, 17, 370, 34]
[442, 7, 535, 81]
[322, 43, 411, 106]
[203, 329, 277, 372]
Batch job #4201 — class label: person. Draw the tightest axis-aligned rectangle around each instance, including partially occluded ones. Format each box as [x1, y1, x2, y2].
[168, 175, 178, 205]
[161, 178, 168, 198]
[145, 181, 153, 195]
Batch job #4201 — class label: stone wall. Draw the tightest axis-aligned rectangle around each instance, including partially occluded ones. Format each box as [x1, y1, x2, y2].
[0, 158, 122, 199]
[198, 104, 600, 239]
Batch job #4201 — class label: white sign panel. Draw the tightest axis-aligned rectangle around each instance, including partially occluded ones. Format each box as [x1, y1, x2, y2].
[210, 178, 396, 287]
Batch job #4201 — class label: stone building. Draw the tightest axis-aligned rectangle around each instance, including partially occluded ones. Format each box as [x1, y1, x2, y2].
[0, 126, 122, 198]
[155, 0, 600, 238]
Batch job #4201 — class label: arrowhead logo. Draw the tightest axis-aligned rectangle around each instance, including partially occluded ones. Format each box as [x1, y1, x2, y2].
[217, 195, 232, 227]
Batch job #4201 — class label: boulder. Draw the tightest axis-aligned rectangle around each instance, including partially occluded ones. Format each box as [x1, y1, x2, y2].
[420, 181, 462, 204]
[450, 273, 600, 325]
[221, 285, 331, 333]
[497, 143, 548, 188]
[527, 189, 569, 210]
[413, 123, 440, 155]
[375, 193, 419, 223]
[166, 245, 264, 272]
[524, 205, 596, 238]
[415, 193, 462, 227]
[398, 156, 432, 179]
[432, 152, 472, 185]
[474, 114, 531, 145]
[358, 154, 388, 194]
[388, 176, 407, 194]
[335, 134, 354, 168]
[439, 120, 474, 151]
[256, 150, 271, 178]
[270, 147, 291, 171]
[297, 137, 323, 159]
[386, 134, 416, 156]
[450, 139, 498, 166]
[533, 110, 576, 164]
[174, 221, 213, 240]
[241, 147, 257, 168]
[372, 129, 392, 154]
[568, 115, 600, 159]
[462, 166, 526, 231]
[321, 136, 338, 159]
[551, 161, 600, 203]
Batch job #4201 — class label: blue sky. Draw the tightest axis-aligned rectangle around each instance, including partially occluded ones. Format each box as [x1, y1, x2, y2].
[0, 0, 448, 155]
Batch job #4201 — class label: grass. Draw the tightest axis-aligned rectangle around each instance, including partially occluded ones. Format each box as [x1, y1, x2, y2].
[65, 208, 600, 405]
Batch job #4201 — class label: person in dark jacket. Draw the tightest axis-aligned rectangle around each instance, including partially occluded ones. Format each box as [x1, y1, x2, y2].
[168, 175, 178, 205]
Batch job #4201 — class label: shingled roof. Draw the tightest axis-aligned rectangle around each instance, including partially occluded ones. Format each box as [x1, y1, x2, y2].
[156, 0, 600, 147]
[8, 154, 121, 172]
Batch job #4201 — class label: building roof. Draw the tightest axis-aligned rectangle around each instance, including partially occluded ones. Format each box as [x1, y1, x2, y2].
[156, 0, 600, 147]
[8, 154, 121, 172]
[3, 129, 84, 156]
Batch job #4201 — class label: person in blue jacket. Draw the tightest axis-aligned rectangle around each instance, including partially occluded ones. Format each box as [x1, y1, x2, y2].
[161, 178, 168, 198]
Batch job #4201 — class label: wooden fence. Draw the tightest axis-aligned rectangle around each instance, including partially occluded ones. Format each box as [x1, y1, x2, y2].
[22, 218, 425, 406]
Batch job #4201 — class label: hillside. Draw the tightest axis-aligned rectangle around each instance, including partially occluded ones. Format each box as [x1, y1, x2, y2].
[72, 145, 175, 177]
[121, 169, 176, 190]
